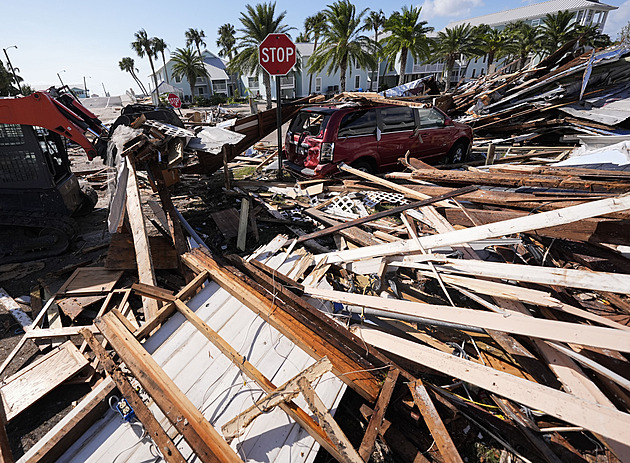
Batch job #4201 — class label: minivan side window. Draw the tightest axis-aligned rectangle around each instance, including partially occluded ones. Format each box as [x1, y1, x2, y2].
[338, 109, 377, 137]
[379, 106, 416, 133]
[417, 108, 446, 129]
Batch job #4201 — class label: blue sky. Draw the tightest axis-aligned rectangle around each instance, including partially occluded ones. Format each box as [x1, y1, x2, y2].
[1, 0, 628, 96]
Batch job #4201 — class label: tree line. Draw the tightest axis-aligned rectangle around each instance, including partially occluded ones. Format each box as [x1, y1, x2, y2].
[119, 1, 621, 109]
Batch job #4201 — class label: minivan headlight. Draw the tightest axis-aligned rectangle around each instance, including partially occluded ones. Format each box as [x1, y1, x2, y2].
[320, 142, 334, 162]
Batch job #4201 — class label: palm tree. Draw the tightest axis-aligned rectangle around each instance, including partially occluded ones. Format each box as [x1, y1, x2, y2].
[152, 37, 169, 84]
[538, 10, 577, 55]
[364, 9, 386, 90]
[575, 24, 612, 48]
[381, 6, 433, 86]
[217, 24, 237, 60]
[118, 57, 149, 94]
[131, 29, 160, 96]
[477, 27, 513, 70]
[432, 23, 480, 91]
[308, 0, 376, 93]
[230, 2, 292, 109]
[171, 47, 209, 104]
[504, 21, 539, 69]
[304, 12, 327, 94]
[186, 28, 209, 94]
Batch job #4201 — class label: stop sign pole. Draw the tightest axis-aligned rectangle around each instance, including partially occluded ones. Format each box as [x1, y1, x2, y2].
[259, 33, 296, 180]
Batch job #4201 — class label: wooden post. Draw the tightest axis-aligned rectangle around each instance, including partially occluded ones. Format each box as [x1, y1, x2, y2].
[125, 158, 159, 320]
[222, 144, 232, 190]
[237, 198, 250, 251]
[485, 143, 496, 165]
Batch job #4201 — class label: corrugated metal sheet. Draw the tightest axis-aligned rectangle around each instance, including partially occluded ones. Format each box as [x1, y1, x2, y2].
[56, 245, 345, 463]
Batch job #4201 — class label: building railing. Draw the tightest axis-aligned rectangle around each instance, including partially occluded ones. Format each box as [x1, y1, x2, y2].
[280, 76, 295, 88]
[213, 81, 227, 92]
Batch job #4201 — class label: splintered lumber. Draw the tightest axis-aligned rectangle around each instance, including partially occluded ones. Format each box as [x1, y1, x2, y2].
[221, 357, 333, 441]
[316, 193, 630, 264]
[170, 299, 348, 461]
[402, 168, 630, 193]
[398, 257, 630, 294]
[80, 329, 186, 463]
[408, 379, 464, 463]
[354, 326, 630, 446]
[303, 287, 630, 352]
[95, 311, 242, 463]
[442, 208, 630, 246]
[1, 341, 89, 422]
[297, 377, 364, 463]
[0, 288, 32, 331]
[182, 248, 382, 402]
[297, 185, 477, 243]
[358, 368, 400, 461]
[0, 394, 12, 463]
[18, 377, 115, 463]
[125, 158, 159, 319]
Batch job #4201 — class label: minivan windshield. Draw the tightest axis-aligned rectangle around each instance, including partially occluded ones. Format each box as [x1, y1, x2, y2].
[289, 111, 330, 138]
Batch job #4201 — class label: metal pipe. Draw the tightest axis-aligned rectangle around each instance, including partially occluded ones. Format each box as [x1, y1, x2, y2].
[173, 206, 209, 249]
[275, 74, 283, 180]
[341, 305, 485, 333]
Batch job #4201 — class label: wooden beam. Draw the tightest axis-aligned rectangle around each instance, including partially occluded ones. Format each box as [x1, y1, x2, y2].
[298, 378, 364, 463]
[358, 368, 399, 461]
[355, 326, 630, 446]
[221, 357, 333, 442]
[19, 378, 115, 463]
[0, 391, 13, 463]
[304, 286, 630, 353]
[96, 311, 242, 463]
[125, 158, 159, 319]
[80, 329, 187, 463]
[237, 198, 249, 251]
[0, 287, 32, 332]
[316, 193, 630, 264]
[131, 282, 176, 302]
[171, 299, 349, 461]
[408, 379, 464, 463]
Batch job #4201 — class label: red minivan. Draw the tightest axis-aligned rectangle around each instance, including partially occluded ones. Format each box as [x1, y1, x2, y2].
[283, 104, 472, 178]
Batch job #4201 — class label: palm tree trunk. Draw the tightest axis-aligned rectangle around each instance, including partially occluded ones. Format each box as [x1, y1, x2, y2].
[374, 30, 380, 91]
[148, 56, 160, 98]
[519, 51, 527, 70]
[263, 72, 272, 110]
[445, 55, 455, 91]
[340, 57, 347, 93]
[308, 37, 318, 94]
[130, 70, 148, 94]
[398, 47, 408, 86]
[161, 51, 169, 84]
[188, 76, 196, 103]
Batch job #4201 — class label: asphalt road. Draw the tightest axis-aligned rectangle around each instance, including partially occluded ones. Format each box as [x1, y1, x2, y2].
[82, 96, 122, 109]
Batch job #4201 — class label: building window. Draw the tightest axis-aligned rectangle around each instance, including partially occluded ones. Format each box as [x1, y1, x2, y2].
[315, 77, 322, 93]
[586, 9, 593, 25]
[531, 18, 541, 27]
[196, 76, 205, 83]
[471, 69, 476, 78]
[576, 10, 585, 24]
[482, 54, 486, 63]
[174, 74, 181, 83]
[197, 87, 205, 95]
[356, 61, 360, 70]
[355, 75, 360, 89]
[248, 77, 259, 88]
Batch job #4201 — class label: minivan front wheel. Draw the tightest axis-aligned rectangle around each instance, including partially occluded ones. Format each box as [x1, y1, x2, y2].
[350, 160, 376, 174]
[447, 141, 469, 164]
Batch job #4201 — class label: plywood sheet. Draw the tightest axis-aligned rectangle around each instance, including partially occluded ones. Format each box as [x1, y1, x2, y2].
[57, 268, 123, 296]
[105, 234, 178, 270]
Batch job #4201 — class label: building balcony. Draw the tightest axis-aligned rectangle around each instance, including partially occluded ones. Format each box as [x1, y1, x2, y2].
[412, 63, 444, 74]
[280, 76, 295, 89]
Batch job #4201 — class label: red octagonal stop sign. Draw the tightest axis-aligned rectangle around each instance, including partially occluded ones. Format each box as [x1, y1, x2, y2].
[259, 33, 296, 76]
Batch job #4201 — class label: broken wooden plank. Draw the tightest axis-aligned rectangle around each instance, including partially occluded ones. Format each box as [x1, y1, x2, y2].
[18, 377, 115, 463]
[221, 357, 333, 442]
[408, 379, 464, 463]
[56, 268, 123, 296]
[125, 158, 159, 319]
[298, 377, 364, 463]
[80, 329, 187, 463]
[0, 393, 13, 463]
[131, 283, 176, 302]
[304, 286, 630, 353]
[317, 193, 630, 264]
[0, 288, 32, 332]
[237, 198, 249, 251]
[358, 368, 400, 461]
[96, 311, 242, 463]
[105, 234, 178, 270]
[1, 341, 89, 422]
[354, 326, 630, 446]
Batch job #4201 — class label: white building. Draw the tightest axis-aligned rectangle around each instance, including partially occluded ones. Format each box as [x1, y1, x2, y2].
[151, 50, 233, 102]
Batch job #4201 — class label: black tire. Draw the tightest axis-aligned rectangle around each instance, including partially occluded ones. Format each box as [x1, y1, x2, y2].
[350, 159, 376, 174]
[447, 141, 469, 164]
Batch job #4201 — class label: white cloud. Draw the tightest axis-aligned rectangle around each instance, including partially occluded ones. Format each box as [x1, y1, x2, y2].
[420, 0, 484, 20]
[603, 0, 630, 39]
